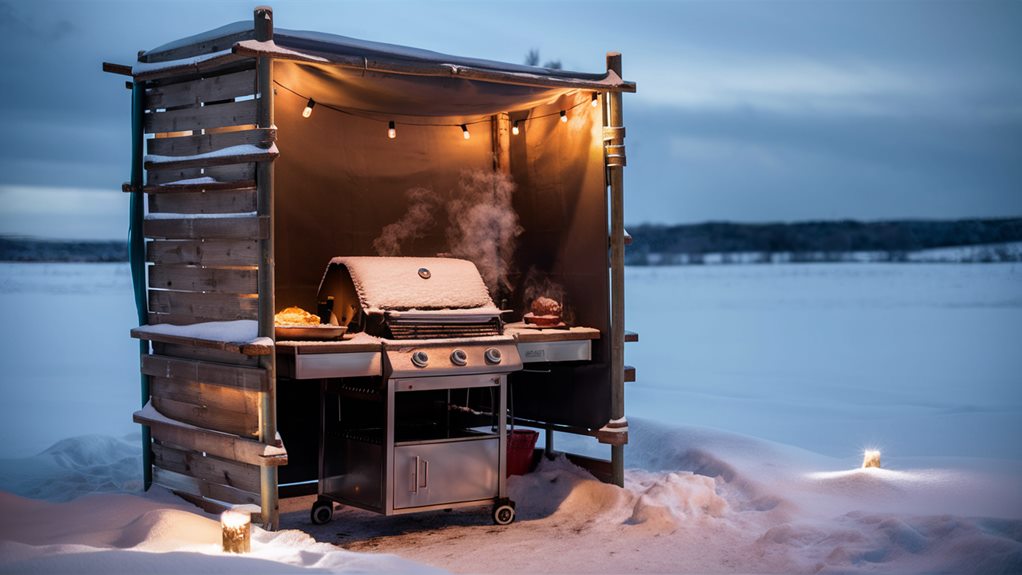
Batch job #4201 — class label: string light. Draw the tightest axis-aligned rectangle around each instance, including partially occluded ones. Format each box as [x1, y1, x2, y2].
[388, 121, 396, 139]
[302, 98, 315, 118]
[560, 110, 567, 123]
[461, 124, 470, 140]
[512, 120, 520, 136]
[591, 92, 599, 107]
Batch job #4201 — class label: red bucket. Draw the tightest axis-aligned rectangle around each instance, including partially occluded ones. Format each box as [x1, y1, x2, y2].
[506, 429, 539, 476]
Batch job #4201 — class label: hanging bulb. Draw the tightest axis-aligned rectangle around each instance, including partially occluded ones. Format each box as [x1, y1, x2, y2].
[388, 121, 396, 139]
[592, 93, 599, 107]
[461, 124, 470, 140]
[560, 110, 567, 123]
[512, 120, 520, 136]
[302, 98, 315, 118]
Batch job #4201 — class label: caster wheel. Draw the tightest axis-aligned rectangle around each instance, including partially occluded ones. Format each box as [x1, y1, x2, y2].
[492, 502, 515, 526]
[311, 498, 333, 525]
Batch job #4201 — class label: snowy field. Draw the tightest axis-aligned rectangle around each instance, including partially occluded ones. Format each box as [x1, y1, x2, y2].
[0, 262, 1020, 573]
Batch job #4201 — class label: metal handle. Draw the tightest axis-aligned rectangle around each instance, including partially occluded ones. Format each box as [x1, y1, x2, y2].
[421, 459, 428, 488]
[411, 456, 419, 492]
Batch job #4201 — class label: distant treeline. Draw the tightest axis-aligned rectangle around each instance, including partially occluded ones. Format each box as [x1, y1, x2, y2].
[626, 218, 1022, 264]
[0, 238, 128, 262]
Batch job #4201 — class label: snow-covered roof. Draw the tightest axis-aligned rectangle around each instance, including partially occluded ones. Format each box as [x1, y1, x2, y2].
[326, 256, 496, 313]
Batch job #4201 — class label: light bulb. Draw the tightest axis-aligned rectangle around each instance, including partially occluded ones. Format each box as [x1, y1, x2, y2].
[592, 93, 599, 107]
[388, 121, 396, 139]
[512, 120, 520, 136]
[560, 110, 567, 123]
[302, 98, 315, 118]
[461, 124, 470, 139]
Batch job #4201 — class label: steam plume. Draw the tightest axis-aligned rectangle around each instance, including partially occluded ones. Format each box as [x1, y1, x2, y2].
[372, 187, 438, 256]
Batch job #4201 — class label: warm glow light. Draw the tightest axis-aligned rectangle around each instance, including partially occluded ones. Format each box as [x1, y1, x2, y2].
[862, 449, 882, 469]
[302, 98, 315, 118]
[560, 110, 567, 123]
[388, 121, 396, 139]
[221, 510, 251, 553]
[592, 92, 599, 107]
[461, 124, 470, 139]
[512, 120, 520, 136]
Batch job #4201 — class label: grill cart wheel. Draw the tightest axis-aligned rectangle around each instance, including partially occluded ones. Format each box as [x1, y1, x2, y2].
[311, 498, 334, 525]
[492, 499, 516, 525]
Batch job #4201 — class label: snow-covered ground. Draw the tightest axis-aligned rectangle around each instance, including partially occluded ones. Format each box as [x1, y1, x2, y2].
[0, 262, 1020, 573]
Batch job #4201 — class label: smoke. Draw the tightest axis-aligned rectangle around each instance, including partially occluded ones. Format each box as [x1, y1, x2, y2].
[373, 170, 522, 299]
[371, 187, 438, 257]
[446, 170, 522, 297]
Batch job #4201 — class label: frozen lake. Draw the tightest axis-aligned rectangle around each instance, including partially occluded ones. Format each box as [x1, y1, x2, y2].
[0, 262, 1019, 463]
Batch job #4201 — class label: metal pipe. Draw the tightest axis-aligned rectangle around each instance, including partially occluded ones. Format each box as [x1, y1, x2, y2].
[129, 80, 151, 491]
[254, 5, 279, 531]
[606, 52, 626, 488]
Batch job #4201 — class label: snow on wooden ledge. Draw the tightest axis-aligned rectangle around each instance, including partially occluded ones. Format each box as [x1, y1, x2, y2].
[131, 320, 273, 356]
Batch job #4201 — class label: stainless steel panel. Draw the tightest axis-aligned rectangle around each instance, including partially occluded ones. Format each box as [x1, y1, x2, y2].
[295, 351, 383, 379]
[517, 340, 592, 363]
[384, 338, 523, 379]
[393, 374, 501, 393]
[392, 438, 499, 509]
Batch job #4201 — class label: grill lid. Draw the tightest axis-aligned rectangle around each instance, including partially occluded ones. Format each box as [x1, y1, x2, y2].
[322, 256, 498, 313]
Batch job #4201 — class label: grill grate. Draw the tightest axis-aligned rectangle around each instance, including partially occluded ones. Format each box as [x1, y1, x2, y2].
[387, 320, 501, 340]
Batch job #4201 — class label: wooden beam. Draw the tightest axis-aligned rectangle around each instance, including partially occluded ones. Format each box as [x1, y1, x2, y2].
[152, 442, 261, 494]
[142, 354, 267, 392]
[141, 27, 256, 64]
[145, 149, 276, 172]
[136, 403, 285, 465]
[146, 127, 275, 157]
[147, 239, 259, 266]
[144, 98, 257, 134]
[606, 52, 627, 489]
[132, 326, 272, 356]
[102, 62, 133, 76]
[148, 291, 258, 322]
[625, 330, 638, 343]
[151, 391, 259, 438]
[148, 188, 257, 214]
[140, 179, 257, 194]
[153, 466, 260, 505]
[148, 266, 258, 294]
[171, 490, 262, 525]
[143, 215, 269, 240]
[133, 52, 249, 82]
[153, 342, 260, 367]
[144, 69, 256, 110]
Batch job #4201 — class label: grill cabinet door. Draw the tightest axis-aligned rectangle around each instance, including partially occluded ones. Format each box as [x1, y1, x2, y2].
[393, 438, 499, 509]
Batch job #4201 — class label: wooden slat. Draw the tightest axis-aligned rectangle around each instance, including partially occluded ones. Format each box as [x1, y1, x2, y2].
[146, 162, 256, 186]
[150, 378, 258, 421]
[153, 342, 260, 367]
[149, 290, 258, 321]
[147, 239, 259, 266]
[625, 331, 638, 343]
[144, 98, 257, 134]
[145, 69, 256, 109]
[145, 151, 275, 172]
[131, 327, 272, 356]
[148, 266, 258, 293]
[152, 443, 261, 493]
[142, 354, 267, 391]
[133, 52, 249, 82]
[149, 188, 257, 214]
[147, 312, 221, 326]
[143, 216, 268, 240]
[153, 466, 259, 505]
[140, 179, 256, 194]
[625, 365, 635, 383]
[137, 403, 285, 465]
[141, 28, 256, 64]
[151, 394, 258, 438]
[146, 127, 274, 157]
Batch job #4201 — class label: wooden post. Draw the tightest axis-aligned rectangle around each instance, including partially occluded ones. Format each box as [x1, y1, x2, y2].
[492, 112, 511, 174]
[606, 53, 626, 488]
[130, 80, 153, 491]
[254, 5, 279, 531]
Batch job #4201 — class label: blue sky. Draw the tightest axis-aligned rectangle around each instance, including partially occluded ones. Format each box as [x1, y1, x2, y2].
[0, 0, 1019, 239]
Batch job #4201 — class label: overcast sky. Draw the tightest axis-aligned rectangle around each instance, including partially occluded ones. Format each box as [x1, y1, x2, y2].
[0, 0, 1019, 239]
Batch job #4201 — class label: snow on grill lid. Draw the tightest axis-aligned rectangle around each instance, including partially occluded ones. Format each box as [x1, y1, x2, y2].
[326, 256, 496, 312]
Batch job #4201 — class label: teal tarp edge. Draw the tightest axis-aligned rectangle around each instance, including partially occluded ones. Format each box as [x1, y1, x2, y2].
[129, 81, 152, 491]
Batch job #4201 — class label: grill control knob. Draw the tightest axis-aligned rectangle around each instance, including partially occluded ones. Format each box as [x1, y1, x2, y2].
[451, 349, 468, 366]
[411, 351, 429, 368]
[484, 347, 503, 364]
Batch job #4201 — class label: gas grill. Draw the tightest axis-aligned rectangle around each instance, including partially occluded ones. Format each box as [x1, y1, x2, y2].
[306, 257, 523, 525]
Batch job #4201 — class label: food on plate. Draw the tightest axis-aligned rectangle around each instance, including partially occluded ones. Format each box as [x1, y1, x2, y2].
[274, 306, 322, 326]
[530, 296, 562, 318]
